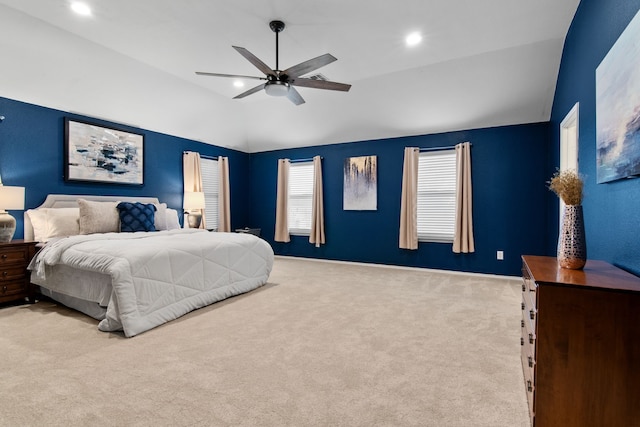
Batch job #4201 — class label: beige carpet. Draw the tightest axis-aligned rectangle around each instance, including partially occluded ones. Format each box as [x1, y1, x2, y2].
[0, 257, 530, 427]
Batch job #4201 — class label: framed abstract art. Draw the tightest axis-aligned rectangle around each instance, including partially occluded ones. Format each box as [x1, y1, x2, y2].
[596, 10, 640, 183]
[64, 118, 144, 185]
[343, 155, 377, 210]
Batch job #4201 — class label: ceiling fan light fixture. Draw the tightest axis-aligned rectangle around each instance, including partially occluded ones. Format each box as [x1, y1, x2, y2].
[264, 81, 290, 97]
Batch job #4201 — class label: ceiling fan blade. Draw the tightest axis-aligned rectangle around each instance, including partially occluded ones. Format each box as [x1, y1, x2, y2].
[283, 54, 337, 78]
[195, 71, 266, 81]
[232, 46, 275, 77]
[290, 78, 351, 92]
[233, 83, 266, 99]
[286, 86, 306, 105]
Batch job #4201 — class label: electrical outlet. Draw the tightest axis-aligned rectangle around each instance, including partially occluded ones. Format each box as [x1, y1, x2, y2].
[497, 250, 504, 260]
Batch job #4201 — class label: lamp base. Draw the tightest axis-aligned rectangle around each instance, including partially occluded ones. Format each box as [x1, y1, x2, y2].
[0, 211, 16, 243]
[187, 213, 202, 229]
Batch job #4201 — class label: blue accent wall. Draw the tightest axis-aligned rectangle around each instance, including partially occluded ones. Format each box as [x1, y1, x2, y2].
[550, 0, 640, 275]
[0, 96, 250, 237]
[249, 123, 552, 276]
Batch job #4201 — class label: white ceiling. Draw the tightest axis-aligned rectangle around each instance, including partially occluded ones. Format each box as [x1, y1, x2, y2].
[0, 0, 580, 153]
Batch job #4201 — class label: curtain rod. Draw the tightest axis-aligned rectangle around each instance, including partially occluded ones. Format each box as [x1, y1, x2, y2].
[183, 151, 218, 160]
[419, 143, 471, 153]
[290, 157, 322, 163]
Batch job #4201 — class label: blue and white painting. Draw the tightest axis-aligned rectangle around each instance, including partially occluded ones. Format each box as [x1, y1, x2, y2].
[596, 9, 640, 183]
[343, 155, 377, 210]
[65, 119, 144, 185]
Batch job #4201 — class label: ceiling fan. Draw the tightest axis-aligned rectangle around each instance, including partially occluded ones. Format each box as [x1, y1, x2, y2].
[196, 20, 351, 105]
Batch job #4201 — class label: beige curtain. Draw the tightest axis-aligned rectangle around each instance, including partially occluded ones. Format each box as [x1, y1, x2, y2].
[183, 151, 205, 228]
[453, 142, 475, 253]
[274, 159, 290, 243]
[309, 156, 325, 247]
[218, 156, 231, 232]
[399, 147, 419, 249]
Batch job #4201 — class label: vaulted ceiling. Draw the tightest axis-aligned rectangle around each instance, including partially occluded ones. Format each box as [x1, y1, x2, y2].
[0, 1, 580, 152]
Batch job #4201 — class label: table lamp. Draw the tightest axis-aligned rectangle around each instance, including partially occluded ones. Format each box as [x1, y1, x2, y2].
[183, 191, 205, 229]
[0, 185, 25, 242]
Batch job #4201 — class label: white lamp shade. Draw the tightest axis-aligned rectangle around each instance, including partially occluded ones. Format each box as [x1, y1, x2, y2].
[264, 81, 290, 97]
[183, 191, 205, 210]
[0, 186, 25, 210]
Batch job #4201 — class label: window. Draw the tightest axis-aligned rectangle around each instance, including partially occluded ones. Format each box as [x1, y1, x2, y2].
[200, 157, 219, 230]
[417, 149, 457, 243]
[288, 161, 314, 235]
[559, 102, 579, 222]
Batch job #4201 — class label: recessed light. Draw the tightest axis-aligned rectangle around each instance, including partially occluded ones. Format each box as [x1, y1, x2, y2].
[71, 2, 92, 16]
[233, 81, 245, 88]
[405, 32, 423, 47]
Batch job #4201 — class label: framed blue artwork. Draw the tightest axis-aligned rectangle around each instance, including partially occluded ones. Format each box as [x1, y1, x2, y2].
[596, 10, 640, 183]
[64, 118, 144, 185]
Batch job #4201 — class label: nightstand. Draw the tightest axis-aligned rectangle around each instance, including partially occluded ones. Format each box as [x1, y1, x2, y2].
[0, 240, 38, 304]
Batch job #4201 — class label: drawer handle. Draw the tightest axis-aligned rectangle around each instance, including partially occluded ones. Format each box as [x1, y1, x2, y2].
[1, 254, 7, 260]
[521, 302, 525, 311]
[521, 319, 525, 328]
[520, 337, 524, 346]
[522, 283, 526, 292]
[529, 333, 535, 344]
[527, 380, 533, 392]
[528, 356, 534, 368]
[1, 285, 6, 294]
[2, 271, 7, 277]
[529, 310, 535, 320]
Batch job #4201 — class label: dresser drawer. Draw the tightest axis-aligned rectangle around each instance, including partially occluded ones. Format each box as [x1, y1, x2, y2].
[522, 281, 537, 308]
[0, 246, 31, 266]
[0, 280, 28, 297]
[521, 296, 537, 332]
[0, 265, 27, 282]
[522, 357, 535, 425]
[521, 318, 536, 354]
[521, 319, 536, 368]
[0, 241, 38, 304]
[522, 335, 536, 376]
[521, 293, 537, 415]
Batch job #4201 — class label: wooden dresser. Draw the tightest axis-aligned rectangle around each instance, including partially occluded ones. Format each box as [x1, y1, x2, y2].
[521, 255, 640, 427]
[0, 240, 38, 304]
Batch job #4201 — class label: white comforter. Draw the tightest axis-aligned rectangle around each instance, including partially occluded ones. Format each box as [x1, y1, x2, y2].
[30, 229, 274, 337]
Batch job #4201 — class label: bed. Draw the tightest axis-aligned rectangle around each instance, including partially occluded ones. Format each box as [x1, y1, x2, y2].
[25, 194, 274, 337]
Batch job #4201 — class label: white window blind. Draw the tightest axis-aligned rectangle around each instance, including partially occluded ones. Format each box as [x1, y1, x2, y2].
[288, 161, 314, 235]
[200, 157, 219, 230]
[417, 150, 457, 243]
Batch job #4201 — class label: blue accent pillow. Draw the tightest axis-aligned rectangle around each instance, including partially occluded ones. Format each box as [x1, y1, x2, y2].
[116, 202, 157, 232]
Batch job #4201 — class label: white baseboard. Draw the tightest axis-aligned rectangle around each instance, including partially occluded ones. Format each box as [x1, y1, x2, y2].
[274, 255, 519, 281]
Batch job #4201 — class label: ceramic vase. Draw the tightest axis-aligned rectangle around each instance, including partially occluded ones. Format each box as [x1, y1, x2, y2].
[557, 204, 587, 269]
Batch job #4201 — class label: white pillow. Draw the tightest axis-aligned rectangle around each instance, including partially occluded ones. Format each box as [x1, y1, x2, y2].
[78, 199, 120, 234]
[26, 208, 80, 242]
[165, 208, 181, 230]
[153, 203, 168, 230]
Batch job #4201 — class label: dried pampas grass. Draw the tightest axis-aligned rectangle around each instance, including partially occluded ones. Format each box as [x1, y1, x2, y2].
[549, 169, 584, 205]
